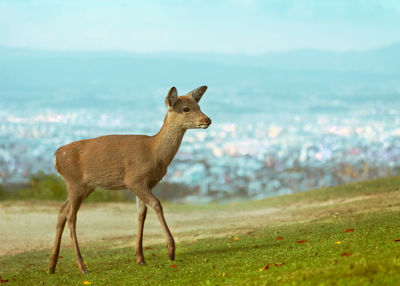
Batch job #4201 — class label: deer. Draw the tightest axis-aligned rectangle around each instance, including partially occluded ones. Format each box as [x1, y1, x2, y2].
[49, 86, 211, 274]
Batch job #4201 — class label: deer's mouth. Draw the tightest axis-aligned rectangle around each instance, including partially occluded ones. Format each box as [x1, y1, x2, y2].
[194, 124, 210, 129]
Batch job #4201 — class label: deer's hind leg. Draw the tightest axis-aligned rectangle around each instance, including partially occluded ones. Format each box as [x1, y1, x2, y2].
[49, 199, 69, 274]
[65, 182, 95, 274]
[135, 198, 148, 265]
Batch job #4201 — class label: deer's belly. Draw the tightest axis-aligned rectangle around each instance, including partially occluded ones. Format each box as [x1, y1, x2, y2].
[83, 165, 126, 190]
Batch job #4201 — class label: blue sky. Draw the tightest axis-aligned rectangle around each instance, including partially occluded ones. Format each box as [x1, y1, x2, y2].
[1, 0, 400, 54]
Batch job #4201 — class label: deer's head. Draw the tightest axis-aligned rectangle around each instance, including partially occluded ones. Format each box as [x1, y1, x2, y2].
[165, 86, 212, 130]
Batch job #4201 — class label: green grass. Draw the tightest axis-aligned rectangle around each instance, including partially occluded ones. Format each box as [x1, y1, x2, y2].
[1, 176, 400, 285]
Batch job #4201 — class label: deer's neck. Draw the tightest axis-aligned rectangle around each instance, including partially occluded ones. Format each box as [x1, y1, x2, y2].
[153, 114, 186, 168]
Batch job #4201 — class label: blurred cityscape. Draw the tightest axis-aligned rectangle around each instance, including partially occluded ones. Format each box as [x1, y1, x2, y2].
[1, 101, 399, 203]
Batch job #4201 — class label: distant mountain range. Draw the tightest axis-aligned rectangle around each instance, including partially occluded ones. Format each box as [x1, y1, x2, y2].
[0, 43, 399, 101]
[1, 42, 399, 71]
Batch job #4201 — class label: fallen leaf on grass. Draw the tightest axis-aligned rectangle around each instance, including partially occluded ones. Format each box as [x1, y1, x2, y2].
[0, 277, 9, 283]
[170, 264, 178, 268]
[58, 256, 63, 258]
[335, 241, 341, 244]
[341, 252, 352, 257]
[276, 237, 284, 240]
[296, 240, 307, 243]
[259, 264, 269, 271]
[274, 263, 284, 266]
[394, 239, 400, 242]
[343, 228, 355, 233]
[222, 272, 226, 277]
[145, 247, 152, 250]
[233, 237, 239, 241]
[82, 281, 92, 285]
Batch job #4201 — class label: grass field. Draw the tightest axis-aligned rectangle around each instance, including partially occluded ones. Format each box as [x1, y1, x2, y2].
[1, 176, 400, 285]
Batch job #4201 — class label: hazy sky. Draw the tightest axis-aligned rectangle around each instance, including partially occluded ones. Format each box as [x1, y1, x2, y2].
[1, 0, 400, 54]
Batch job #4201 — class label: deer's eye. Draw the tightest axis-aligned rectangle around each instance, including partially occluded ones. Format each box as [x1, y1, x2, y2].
[183, 107, 190, 113]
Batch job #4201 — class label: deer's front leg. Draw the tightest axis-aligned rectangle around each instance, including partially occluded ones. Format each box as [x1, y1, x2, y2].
[135, 198, 147, 265]
[151, 198, 175, 261]
[129, 183, 175, 261]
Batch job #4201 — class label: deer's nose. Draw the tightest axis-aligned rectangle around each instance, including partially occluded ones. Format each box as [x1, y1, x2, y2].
[204, 117, 212, 125]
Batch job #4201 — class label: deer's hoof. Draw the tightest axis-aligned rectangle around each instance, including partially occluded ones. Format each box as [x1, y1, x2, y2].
[137, 260, 147, 266]
[166, 240, 175, 261]
[79, 265, 89, 274]
[168, 252, 175, 261]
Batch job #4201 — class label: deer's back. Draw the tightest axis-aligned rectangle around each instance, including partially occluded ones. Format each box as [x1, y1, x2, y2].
[55, 134, 156, 190]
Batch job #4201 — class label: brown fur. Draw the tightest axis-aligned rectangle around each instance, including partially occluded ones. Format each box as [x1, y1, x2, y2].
[49, 86, 211, 274]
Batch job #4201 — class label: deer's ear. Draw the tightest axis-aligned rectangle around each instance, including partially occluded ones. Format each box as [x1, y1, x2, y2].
[165, 87, 178, 109]
[187, 86, 207, 103]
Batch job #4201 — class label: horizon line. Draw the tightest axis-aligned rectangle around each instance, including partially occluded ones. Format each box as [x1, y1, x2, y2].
[1, 41, 399, 57]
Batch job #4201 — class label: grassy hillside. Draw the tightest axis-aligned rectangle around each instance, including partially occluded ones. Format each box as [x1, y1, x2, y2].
[0, 176, 399, 285]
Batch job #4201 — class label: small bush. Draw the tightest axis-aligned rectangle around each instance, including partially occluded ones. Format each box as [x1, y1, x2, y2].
[0, 185, 10, 200]
[17, 171, 67, 201]
[0, 171, 135, 202]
